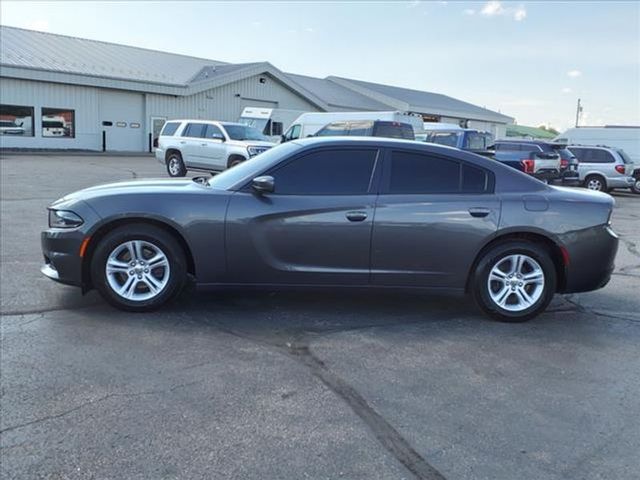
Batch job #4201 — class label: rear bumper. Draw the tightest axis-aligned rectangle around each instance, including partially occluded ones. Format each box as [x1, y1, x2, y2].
[41, 229, 85, 287]
[155, 148, 165, 164]
[534, 169, 561, 182]
[560, 224, 619, 293]
[606, 176, 635, 189]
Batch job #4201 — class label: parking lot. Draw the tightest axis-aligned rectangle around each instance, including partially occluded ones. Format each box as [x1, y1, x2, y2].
[1, 153, 640, 479]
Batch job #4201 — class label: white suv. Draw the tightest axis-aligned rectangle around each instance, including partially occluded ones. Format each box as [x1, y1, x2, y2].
[155, 120, 276, 177]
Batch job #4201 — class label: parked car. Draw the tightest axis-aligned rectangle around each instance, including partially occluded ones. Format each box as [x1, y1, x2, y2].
[417, 123, 494, 151]
[566, 145, 636, 192]
[555, 126, 640, 165]
[489, 140, 580, 186]
[155, 120, 276, 177]
[312, 120, 415, 140]
[41, 137, 618, 322]
[42, 116, 67, 137]
[280, 111, 423, 142]
[0, 120, 25, 135]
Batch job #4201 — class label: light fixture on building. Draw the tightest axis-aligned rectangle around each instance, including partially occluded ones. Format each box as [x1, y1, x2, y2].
[259, 77, 266, 84]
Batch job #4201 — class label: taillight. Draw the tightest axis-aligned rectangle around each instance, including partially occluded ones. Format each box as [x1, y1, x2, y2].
[615, 165, 625, 174]
[560, 159, 569, 168]
[521, 159, 535, 174]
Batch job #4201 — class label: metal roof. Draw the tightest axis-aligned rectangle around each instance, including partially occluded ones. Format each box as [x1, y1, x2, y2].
[328, 76, 514, 124]
[1, 26, 514, 124]
[0, 25, 227, 86]
[285, 73, 391, 111]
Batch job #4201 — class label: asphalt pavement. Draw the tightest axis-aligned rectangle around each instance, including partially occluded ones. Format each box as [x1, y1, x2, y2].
[1, 153, 639, 479]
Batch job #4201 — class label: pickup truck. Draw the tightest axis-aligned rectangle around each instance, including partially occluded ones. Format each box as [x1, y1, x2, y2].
[487, 140, 579, 184]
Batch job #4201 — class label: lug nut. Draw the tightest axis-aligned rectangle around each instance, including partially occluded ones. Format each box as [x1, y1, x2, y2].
[129, 270, 134, 275]
[519, 282, 523, 286]
[144, 269, 149, 273]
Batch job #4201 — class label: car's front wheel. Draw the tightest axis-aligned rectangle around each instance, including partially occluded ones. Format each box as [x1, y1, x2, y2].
[90, 224, 187, 311]
[166, 152, 187, 177]
[472, 241, 556, 322]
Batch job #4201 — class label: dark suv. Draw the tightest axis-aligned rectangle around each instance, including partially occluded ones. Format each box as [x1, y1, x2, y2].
[489, 140, 580, 185]
[314, 120, 415, 140]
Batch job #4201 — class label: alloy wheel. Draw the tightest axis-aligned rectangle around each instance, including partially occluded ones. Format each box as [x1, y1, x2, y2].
[105, 240, 170, 301]
[487, 254, 545, 312]
[168, 157, 181, 176]
[587, 178, 603, 191]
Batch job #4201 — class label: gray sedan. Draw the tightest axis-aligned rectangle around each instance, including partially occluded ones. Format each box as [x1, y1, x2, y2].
[41, 137, 619, 322]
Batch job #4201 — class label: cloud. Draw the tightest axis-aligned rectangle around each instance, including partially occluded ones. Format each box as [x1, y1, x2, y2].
[562, 87, 572, 94]
[567, 70, 582, 78]
[481, 1, 504, 16]
[479, 2, 526, 21]
[26, 19, 50, 32]
[463, 9, 476, 15]
[513, 6, 527, 21]
[304, 27, 315, 33]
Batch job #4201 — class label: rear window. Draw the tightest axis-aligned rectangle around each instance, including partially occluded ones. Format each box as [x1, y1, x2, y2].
[373, 122, 415, 140]
[618, 150, 634, 164]
[160, 121, 180, 137]
[347, 121, 374, 136]
[556, 148, 576, 160]
[464, 132, 493, 150]
[429, 132, 461, 148]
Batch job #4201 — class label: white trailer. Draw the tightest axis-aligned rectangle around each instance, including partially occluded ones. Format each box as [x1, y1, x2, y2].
[282, 111, 424, 141]
[554, 126, 640, 164]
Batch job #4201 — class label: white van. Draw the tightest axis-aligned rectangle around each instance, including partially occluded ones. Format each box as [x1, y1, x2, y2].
[281, 111, 424, 142]
[42, 115, 67, 137]
[238, 107, 306, 142]
[554, 126, 640, 164]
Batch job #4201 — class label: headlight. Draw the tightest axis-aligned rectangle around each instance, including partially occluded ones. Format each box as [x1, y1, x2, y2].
[247, 146, 270, 157]
[48, 209, 84, 228]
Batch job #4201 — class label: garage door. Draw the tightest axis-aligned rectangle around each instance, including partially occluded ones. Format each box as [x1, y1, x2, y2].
[99, 91, 144, 151]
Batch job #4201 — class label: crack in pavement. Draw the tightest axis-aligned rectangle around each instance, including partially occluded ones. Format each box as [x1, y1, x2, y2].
[561, 296, 640, 324]
[619, 237, 640, 259]
[0, 381, 201, 436]
[1, 303, 102, 318]
[203, 317, 448, 480]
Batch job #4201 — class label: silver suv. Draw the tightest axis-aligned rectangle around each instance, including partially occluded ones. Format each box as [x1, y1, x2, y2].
[155, 120, 276, 177]
[567, 145, 635, 192]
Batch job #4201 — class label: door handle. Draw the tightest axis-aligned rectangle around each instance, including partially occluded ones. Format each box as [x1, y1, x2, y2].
[180, 141, 186, 144]
[346, 211, 368, 222]
[201, 143, 208, 146]
[468, 207, 491, 218]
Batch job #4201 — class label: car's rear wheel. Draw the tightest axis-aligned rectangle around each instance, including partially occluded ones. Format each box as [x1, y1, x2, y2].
[90, 224, 187, 311]
[631, 176, 640, 195]
[167, 152, 187, 177]
[584, 174, 606, 192]
[472, 241, 556, 322]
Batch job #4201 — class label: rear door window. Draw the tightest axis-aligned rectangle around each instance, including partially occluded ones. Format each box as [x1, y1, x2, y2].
[385, 150, 493, 194]
[182, 123, 207, 138]
[269, 148, 378, 195]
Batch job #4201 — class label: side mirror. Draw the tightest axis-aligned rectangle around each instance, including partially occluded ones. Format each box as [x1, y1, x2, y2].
[252, 175, 275, 194]
[281, 135, 287, 143]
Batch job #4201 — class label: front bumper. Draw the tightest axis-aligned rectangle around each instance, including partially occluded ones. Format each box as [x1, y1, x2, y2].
[41, 229, 85, 287]
[560, 224, 619, 293]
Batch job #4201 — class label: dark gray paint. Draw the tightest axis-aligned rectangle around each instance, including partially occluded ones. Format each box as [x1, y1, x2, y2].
[41, 137, 618, 296]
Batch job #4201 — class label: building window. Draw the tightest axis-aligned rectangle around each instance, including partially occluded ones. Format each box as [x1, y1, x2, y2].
[42, 107, 75, 138]
[102, 121, 113, 126]
[116, 122, 127, 128]
[0, 104, 34, 137]
[130, 122, 140, 128]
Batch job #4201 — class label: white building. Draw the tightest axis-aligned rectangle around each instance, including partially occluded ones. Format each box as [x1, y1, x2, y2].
[0, 26, 514, 152]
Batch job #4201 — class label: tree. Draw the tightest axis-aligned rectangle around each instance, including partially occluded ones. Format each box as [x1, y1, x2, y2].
[538, 125, 559, 135]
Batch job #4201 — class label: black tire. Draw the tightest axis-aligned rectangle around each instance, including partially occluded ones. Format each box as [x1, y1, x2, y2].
[584, 174, 606, 192]
[227, 155, 246, 169]
[166, 152, 187, 177]
[90, 224, 187, 312]
[471, 241, 557, 322]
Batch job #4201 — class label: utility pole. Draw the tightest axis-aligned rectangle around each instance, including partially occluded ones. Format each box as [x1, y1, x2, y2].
[575, 98, 582, 127]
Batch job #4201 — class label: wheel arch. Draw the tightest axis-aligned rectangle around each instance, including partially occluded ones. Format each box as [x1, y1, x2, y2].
[165, 148, 183, 162]
[81, 216, 196, 291]
[227, 153, 247, 168]
[465, 229, 567, 294]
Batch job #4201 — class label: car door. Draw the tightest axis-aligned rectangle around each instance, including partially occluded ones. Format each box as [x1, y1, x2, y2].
[371, 149, 500, 289]
[196, 124, 227, 170]
[180, 123, 207, 167]
[225, 147, 380, 285]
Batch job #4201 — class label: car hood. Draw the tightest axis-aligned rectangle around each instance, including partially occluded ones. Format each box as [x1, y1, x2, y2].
[51, 178, 210, 206]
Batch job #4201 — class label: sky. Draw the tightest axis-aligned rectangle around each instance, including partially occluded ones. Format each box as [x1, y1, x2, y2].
[1, 1, 639, 131]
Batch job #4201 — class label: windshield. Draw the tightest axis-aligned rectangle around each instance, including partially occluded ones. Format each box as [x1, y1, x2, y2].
[0, 121, 18, 127]
[43, 121, 64, 128]
[238, 118, 268, 133]
[208, 142, 302, 190]
[223, 124, 269, 141]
